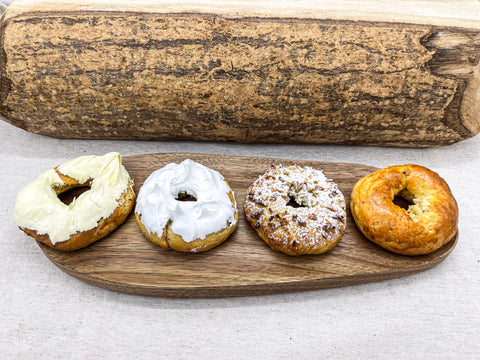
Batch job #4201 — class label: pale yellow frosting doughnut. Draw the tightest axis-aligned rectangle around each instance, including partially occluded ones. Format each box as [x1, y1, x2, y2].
[14, 152, 133, 246]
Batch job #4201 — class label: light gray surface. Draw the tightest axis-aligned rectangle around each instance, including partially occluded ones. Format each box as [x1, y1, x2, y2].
[1, 119, 479, 359]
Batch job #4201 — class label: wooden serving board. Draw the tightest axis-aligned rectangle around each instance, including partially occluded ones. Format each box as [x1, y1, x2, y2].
[1, 1, 480, 146]
[36, 153, 457, 298]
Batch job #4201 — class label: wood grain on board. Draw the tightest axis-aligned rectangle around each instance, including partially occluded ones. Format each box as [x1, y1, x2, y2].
[36, 153, 458, 298]
[1, 0, 480, 146]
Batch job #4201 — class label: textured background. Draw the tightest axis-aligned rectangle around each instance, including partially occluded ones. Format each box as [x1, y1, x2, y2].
[1, 1, 480, 359]
[2, 118, 479, 359]
[0, 0, 12, 12]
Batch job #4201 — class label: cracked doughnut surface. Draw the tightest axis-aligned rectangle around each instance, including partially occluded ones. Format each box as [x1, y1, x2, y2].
[350, 164, 458, 255]
[244, 164, 346, 256]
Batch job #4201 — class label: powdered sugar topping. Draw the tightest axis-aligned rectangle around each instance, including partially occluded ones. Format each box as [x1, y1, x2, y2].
[244, 164, 346, 254]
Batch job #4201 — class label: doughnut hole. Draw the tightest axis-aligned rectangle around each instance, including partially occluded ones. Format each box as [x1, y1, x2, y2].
[286, 183, 316, 208]
[393, 187, 431, 221]
[54, 179, 93, 206]
[175, 192, 197, 202]
[393, 188, 414, 210]
[57, 186, 91, 205]
[286, 196, 304, 208]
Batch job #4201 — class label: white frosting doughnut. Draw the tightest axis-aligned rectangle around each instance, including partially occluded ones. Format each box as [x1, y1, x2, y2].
[135, 159, 237, 243]
[14, 152, 132, 244]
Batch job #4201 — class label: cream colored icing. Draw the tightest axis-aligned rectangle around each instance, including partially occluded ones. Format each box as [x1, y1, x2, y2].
[14, 152, 132, 244]
[135, 159, 237, 243]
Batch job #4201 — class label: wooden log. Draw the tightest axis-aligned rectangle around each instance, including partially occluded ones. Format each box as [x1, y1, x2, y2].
[1, 0, 480, 146]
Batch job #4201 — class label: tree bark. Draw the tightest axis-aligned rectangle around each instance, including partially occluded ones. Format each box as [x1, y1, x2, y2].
[1, 1, 479, 146]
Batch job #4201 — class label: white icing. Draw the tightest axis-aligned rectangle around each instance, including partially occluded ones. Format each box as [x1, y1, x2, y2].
[14, 152, 132, 244]
[135, 159, 237, 243]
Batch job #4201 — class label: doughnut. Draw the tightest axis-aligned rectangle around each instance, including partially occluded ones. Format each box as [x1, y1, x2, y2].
[14, 152, 135, 251]
[350, 164, 458, 255]
[244, 164, 347, 256]
[135, 159, 238, 253]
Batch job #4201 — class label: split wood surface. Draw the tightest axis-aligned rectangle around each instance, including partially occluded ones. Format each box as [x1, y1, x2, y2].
[1, 0, 479, 146]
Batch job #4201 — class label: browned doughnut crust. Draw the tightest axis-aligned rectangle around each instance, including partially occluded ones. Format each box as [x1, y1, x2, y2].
[21, 170, 136, 252]
[350, 164, 458, 256]
[244, 164, 347, 256]
[135, 185, 238, 253]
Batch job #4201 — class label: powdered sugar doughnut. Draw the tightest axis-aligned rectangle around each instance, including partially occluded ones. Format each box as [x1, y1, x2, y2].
[244, 164, 346, 256]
